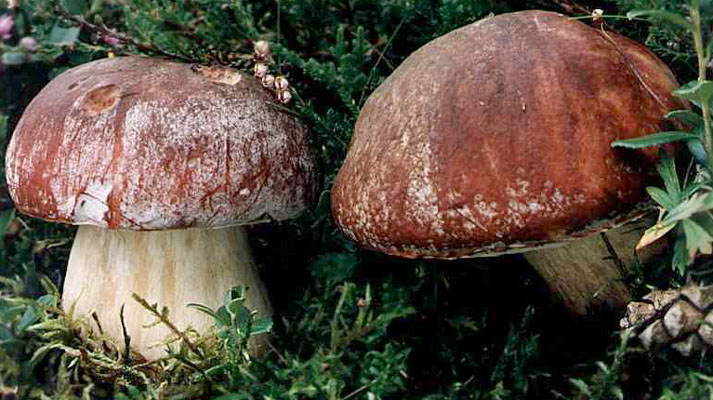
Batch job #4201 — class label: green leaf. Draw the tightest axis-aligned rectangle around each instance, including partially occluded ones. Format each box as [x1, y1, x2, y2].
[674, 80, 713, 103]
[657, 153, 681, 202]
[251, 317, 273, 335]
[611, 387, 624, 400]
[627, 9, 694, 31]
[647, 187, 677, 210]
[664, 192, 713, 224]
[637, 220, 677, 250]
[1, 52, 25, 66]
[224, 286, 245, 305]
[186, 303, 225, 325]
[60, 0, 88, 15]
[692, 212, 713, 234]
[0, 208, 15, 246]
[36, 294, 55, 307]
[0, 325, 21, 349]
[611, 132, 699, 149]
[17, 306, 37, 332]
[687, 139, 709, 167]
[226, 295, 246, 318]
[570, 378, 593, 397]
[29, 342, 66, 366]
[48, 24, 80, 45]
[682, 182, 712, 199]
[682, 218, 713, 258]
[666, 109, 703, 127]
[311, 252, 358, 285]
[0, 300, 25, 322]
[673, 234, 690, 276]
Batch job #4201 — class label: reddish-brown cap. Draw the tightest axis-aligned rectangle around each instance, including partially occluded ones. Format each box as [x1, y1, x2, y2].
[332, 10, 685, 258]
[6, 56, 314, 230]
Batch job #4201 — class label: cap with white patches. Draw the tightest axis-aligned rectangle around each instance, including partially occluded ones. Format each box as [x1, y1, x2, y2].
[6, 56, 315, 230]
[331, 10, 686, 259]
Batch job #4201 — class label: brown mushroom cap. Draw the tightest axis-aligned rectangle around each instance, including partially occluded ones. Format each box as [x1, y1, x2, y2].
[6, 56, 314, 230]
[332, 10, 685, 259]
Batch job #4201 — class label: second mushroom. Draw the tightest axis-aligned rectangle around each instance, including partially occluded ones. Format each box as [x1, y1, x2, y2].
[331, 11, 685, 315]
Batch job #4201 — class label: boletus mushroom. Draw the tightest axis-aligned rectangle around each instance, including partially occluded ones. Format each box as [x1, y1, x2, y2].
[331, 11, 685, 315]
[6, 56, 314, 358]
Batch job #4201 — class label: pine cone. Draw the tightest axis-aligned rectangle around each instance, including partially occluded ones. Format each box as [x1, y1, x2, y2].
[620, 284, 713, 356]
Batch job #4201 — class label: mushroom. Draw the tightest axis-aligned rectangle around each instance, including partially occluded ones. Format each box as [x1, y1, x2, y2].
[5, 56, 314, 358]
[331, 11, 684, 315]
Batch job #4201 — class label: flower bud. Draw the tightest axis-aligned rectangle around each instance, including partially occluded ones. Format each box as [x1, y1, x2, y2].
[278, 89, 292, 104]
[261, 74, 275, 88]
[253, 40, 270, 58]
[104, 35, 121, 47]
[592, 9, 603, 23]
[274, 76, 289, 91]
[19, 37, 37, 52]
[254, 63, 268, 79]
[0, 15, 14, 40]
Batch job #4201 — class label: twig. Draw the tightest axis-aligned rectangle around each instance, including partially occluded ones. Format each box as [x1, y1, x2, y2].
[131, 293, 203, 359]
[276, 0, 281, 73]
[50, 0, 199, 64]
[600, 232, 628, 278]
[266, 337, 289, 365]
[343, 378, 378, 400]
[597, 24, 669, 111]
[542, 0, 591, 15]
[91, 311, 104, 335]
[120, 305, 131, 365]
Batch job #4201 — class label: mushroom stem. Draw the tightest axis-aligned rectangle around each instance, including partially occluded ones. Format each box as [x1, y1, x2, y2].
[523, 225, 650, 315]
[62, 225, 272, 359]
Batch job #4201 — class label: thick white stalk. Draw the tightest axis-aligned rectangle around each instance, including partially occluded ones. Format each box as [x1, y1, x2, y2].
[524, 225, 665, 315]
[63, 225, 272, 359]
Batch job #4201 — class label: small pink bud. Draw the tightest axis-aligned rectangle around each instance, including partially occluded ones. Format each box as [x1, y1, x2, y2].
[261, 74, 275, 88]
[254, 40, 270, 55]
[19, 36, 36, 52]
[278, 89, 292, 104]
[104, 35, 121, 47]
[254, 63, 268, 79]
[253, 40, 270, 61]
[592, 9, 604, 23]
[0, 15, 14, 40]
[274, 76, 289, 91]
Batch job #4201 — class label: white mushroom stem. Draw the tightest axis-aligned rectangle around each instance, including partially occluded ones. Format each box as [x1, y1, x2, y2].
[523, 225, 664, 315]
[62, 225, 272, 360]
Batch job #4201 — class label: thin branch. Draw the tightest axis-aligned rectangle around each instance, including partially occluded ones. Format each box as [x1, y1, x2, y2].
[131, 293, 203, 359]
[600, 232, 628, 278]
[91, 311, 104, 335]
[598, 23, 669, 111]
[541, 0, 591, 15]
[120, 304, 131, 366]
[50, 0, 199, 64]
[343, 378, 378, 400]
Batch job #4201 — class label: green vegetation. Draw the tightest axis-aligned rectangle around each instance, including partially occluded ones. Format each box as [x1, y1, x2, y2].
[613, 0, 713, 277]
[1, 0, 713, 398]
